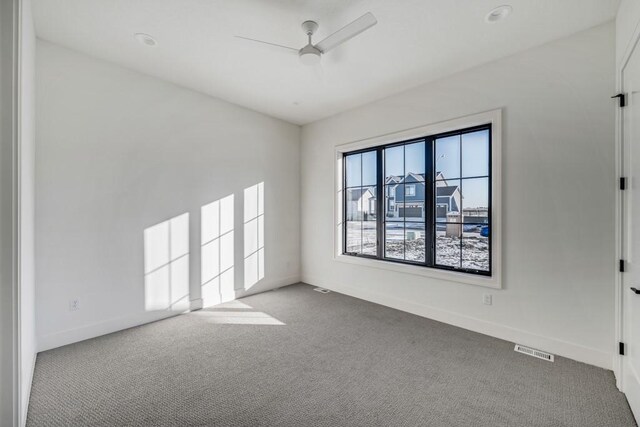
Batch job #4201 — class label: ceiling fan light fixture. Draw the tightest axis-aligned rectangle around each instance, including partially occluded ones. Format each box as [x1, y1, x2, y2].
[299, 45, 321, 66]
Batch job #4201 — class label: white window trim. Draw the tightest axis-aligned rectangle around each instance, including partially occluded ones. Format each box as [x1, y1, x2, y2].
[333, 109, 502, 289]
[405, 184, 416, 196]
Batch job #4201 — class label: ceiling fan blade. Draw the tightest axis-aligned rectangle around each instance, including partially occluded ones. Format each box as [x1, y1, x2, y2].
[235, 36, 299, 53]
[315, 12, 377, 53]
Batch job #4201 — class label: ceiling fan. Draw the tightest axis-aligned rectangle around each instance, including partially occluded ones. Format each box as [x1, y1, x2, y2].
[235, 12, 377, 65]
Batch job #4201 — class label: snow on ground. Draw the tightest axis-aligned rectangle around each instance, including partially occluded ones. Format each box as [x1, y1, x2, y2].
[346, 222, 489, 271]
[385, 238, 425, 262]
[460, 236, 490, 271]
[436, 234, 489, 271]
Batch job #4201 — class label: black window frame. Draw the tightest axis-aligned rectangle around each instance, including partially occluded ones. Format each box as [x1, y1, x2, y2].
[342, 123, 492, 276]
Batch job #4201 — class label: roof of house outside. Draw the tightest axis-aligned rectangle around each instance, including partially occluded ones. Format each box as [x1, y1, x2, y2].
[436, 185, 459, 197]
[346, 187, 375, 201]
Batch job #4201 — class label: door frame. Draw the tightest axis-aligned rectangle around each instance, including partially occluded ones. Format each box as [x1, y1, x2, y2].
[615, 16, 640, 391]
[1, 0, 24, 425]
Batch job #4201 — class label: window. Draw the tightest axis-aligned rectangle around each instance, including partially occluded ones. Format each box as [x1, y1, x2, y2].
[344, 151, 377, 256]
[342, 124, 492, 276]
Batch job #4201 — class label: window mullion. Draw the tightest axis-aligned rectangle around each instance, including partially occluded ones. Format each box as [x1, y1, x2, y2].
[376, 147, 384, 259]
[459, 134, 463, 269]
[360, 154, 364, 254]
[343, 155, 347, 255]
[425, 137, 434, 267]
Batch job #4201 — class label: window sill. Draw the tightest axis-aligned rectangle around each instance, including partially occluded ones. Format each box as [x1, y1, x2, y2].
[334, 253, 501, 289]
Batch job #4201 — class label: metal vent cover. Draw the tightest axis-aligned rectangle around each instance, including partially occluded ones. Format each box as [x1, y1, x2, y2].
[514, 344, 554, 362]
[313, 287, 331, 294]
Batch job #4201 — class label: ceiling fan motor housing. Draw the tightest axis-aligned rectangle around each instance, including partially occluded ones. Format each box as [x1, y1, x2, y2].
[299, 20, 321, 65]
[301, 20, 319, 36]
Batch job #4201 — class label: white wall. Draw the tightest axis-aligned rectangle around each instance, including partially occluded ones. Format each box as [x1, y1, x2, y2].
[616, 0, 640, 68]
[301, 23, 616, 369]
[36, 41, 301, 351]
[20, 0, 37, 423]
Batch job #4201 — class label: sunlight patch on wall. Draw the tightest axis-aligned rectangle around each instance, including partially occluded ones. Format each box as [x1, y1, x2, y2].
[244, 183, 265, 290]
[143, 213, 190, 312]
[201, 194, 235, 307]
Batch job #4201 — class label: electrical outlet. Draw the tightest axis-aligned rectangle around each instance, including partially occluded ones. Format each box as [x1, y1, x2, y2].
[69, 298, 80, 311]
[483, 294, 492, 306]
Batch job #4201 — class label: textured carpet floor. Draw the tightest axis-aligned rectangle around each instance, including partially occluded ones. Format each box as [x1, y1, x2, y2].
[27, 283, 636, 427]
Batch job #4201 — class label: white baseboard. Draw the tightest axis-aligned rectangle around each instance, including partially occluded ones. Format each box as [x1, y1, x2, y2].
[234, 275, 301, 300]
[21, 351, 37, 427]
[37, 309, 186, 352]
[622, 362, 640, 419]
[190, 298, 203, 311]
[302, 275, 612, 370]
[37, 275, 301, 352]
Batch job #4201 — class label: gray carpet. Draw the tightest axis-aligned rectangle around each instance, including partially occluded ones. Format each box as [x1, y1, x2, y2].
[27, 283, 636, 427]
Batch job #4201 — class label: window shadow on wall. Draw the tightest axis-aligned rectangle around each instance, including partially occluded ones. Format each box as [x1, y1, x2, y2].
[244, 182, 264, 290]
[201, 194, 235, 307]
[144, 213, 190, 312]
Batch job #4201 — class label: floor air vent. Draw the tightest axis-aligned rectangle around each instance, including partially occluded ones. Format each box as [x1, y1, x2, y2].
[313, 287, 331, 294]
[514, 344, 554, 362]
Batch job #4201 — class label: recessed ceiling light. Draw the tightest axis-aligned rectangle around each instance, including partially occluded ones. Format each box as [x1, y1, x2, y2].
[134, 33, 157, 47]
[485, 5, 512, 23]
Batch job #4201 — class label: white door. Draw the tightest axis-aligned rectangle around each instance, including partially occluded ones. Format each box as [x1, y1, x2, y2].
[621, 37, 640, 418]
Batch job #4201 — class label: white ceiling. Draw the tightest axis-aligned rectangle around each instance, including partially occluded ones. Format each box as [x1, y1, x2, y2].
[33, 0, 619, 125]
